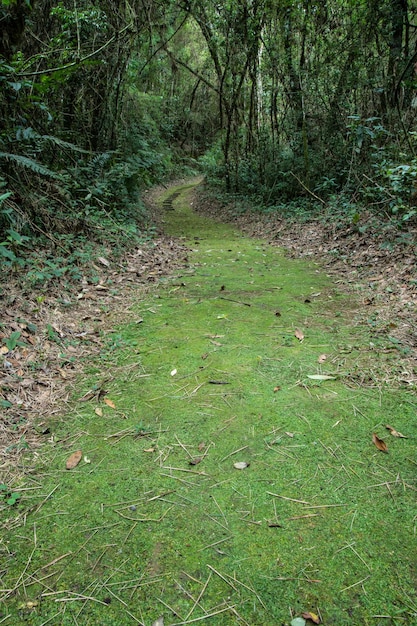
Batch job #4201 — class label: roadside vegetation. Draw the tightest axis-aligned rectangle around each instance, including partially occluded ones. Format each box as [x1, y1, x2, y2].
[1, 1, 417, 624]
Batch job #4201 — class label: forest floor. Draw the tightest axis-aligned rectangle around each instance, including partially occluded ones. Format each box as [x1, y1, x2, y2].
[1, 178, 417, 625]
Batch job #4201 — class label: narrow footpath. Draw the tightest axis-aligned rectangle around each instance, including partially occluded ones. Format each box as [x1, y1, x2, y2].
[2, 180, 417, 626]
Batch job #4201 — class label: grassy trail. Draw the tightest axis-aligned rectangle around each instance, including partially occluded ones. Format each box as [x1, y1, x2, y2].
[1, 180, 417, 626]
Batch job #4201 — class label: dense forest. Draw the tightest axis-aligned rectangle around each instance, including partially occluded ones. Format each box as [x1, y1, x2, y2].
[1, 0, 417, 278]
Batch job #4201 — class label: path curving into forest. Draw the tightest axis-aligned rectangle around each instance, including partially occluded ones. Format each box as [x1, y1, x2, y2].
[2, 179, 417, 626]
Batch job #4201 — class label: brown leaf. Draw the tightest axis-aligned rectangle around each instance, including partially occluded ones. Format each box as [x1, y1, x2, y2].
[0, 345, 9, 355]
[66, 450, 82, 470]
[189, 457, 202, 465]
[372, 433, 388, 453]
[302, 612, 321, 624]
[198, 442, 205, 451]
[95, 407, 103, 417]
[295, 328, 304, 341]
[144, 447, 156, 453]
[104, 397, 116, 409]
[385, 424, 407, 438]
[273, 386, 281, 393]
[318, 354, 327, 363]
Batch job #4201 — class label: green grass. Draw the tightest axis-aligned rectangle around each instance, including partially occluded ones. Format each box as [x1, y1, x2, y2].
[1, 180, 417, 625]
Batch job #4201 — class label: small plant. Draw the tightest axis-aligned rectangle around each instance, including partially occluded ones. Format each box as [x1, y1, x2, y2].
[2, 330, 28, 351]
[0, 483, 21, 506]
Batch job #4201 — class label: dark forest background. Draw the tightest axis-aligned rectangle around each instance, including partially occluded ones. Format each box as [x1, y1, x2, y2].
[1, 0, 417, 281]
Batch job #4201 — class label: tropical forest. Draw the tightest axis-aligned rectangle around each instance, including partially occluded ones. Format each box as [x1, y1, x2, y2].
[1, 1, 417, 625]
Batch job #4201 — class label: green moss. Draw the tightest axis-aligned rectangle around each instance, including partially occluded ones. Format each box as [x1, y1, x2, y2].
[1, 180, 417, 625]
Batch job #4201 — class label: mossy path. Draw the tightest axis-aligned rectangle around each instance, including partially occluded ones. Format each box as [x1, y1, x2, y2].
[2, 180, 417, 625]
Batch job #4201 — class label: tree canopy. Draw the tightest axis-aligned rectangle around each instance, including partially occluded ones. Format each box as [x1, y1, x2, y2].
[1, 0, 417, 270]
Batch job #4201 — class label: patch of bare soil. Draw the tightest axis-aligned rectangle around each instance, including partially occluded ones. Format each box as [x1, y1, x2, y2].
[194, 183, 417, 387]
[0, 213, 188, 479]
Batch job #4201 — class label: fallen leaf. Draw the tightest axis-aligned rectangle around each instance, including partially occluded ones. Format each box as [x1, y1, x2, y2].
[66, 450, 82, 470]
[210, 340, 222, 346]
[302, 612, 321, 624]
[189, 457, 202, 465]
[285, 432, 294, 438]
[170, 368, 177, 376]
[201, 353, 209, 360]
[295, 328, 304, 341]
[317, 354, 327, 363]
[273, 386, 281, 392]
[84, 456, 91, 464]
[307, 374, 336, 381]
[144, 447, 156, 453]
[0, 345, 9, 355]
[95, 407, 103, 417]
[386, 424, 407, 438]
[104, 397, 116, 409]
[97, 256, 110, 267]
[234, 461, 250, 470]
[152, 618, 164, 626]
[291, 619, 306, 626]
[198, 442, 205, 451]
[372, 432, 388, 453]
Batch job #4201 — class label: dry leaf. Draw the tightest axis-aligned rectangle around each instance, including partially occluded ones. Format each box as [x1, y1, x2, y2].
[273, 386, 281, 393]
[302, 612, 321, 624]
[144, 447, 156, 453]
[95, 407, 103, 417]
[234, 461, 250, 470]
[198, 442, 205, 451]
[0, 345, 9, 355]
[372, 433, 388, 453]
[104, 397, 116, 409]
[170, 368, 177, 376]
[318, 354, 327, 363]
[385, 424, 407, 438]
[295, 329, 304, 341]
[189, 457, 202, 465]
[97, 256, 110, 267]
[66, 450, 82, 470]
[152, 618, 164, 626]
[285, 432, 294, 438]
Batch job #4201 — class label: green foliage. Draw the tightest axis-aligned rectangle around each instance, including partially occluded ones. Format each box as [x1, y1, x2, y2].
[2, 330, 27, 351]
[0, 484, 21, 507]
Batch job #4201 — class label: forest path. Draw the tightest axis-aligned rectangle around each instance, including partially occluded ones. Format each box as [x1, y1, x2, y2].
[2, 179, 417, 626]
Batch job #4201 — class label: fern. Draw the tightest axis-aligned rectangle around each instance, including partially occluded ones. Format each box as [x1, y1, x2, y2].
[41, 135, 91, 154]
[0, 153, 62, 179]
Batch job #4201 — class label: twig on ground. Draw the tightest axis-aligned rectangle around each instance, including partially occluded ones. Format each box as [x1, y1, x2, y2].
[219, 446, 248, 463]
[170, 604, 236, 625]
[184, 571, 212, 620]
[267, 492, 311, 505]
[199, 536, 233, 551]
